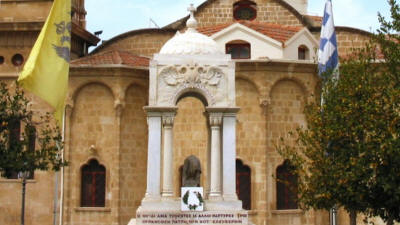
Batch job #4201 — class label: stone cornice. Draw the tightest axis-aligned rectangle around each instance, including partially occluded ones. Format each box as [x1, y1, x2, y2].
[69, 66, 149, 78]
[0, 21, 44, 31]
[0, 21, 100, 46]
[236, 59, 317, 73]
[71, 22, 100, 46]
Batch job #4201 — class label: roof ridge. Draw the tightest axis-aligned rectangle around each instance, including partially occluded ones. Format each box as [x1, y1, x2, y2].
[197, 21, 303, 43]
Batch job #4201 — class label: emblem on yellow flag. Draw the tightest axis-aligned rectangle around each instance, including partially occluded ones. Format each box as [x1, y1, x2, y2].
[53, 20, 71, 62]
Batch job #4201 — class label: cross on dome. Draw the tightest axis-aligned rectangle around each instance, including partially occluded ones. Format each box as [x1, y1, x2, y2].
[187, 4, 196, 16]
[186, 4, 198, 30]
[159, 3, 222, 55]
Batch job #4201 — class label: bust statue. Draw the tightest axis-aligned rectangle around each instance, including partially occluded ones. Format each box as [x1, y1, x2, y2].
[182, 155, 201, 187]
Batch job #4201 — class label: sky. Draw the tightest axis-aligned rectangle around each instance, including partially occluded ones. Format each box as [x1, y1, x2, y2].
[85, 0, 392, 43]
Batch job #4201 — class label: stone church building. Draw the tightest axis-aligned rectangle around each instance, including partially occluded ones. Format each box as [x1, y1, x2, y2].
[0, 0, 373, 225]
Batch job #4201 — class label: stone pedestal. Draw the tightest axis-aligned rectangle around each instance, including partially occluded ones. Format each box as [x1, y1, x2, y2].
[136, 200, 248, 225]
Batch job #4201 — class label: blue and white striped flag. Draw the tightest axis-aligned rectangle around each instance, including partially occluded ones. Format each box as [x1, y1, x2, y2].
[318, 0, 339, 78]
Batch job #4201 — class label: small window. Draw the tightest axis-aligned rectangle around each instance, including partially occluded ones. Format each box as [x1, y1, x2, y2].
[0, 56, 4, 65]
[226, 43, 251, 59]
[298, 45, 309, 60]
[233, 0, 257, 21]
[236, 159, 251, 210]
[81, 159, 106, 207]
[276, 160, 298, 210]
[11, 54, 24, 66]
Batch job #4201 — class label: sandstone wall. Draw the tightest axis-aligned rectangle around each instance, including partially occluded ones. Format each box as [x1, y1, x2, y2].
[95, 32, 175, 57]
[0, 31, 38, 75]
[311, 29, 372, 59]
[336, 30, 372, 58]
[0, 1, 52, 22]
[235, 78, 267, 225]
[190, 0, 303, 28]
[119, 84, 148, 225]
[173, 97, 209, 196]
[65, 83, 117, 225]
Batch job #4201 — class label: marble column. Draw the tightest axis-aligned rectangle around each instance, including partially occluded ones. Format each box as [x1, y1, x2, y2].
[144, 112, 162, 201]
[161, 113, 175, 197]
[209, 113, 223, 199]
[222, 112, 238, 200]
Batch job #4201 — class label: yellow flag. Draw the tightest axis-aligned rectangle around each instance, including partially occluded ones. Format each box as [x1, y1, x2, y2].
[18, 0, 71, 126]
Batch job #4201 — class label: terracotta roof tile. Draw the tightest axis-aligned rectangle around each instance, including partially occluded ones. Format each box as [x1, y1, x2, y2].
[71, 50, 150, 67]
[197, 21, 303, 43]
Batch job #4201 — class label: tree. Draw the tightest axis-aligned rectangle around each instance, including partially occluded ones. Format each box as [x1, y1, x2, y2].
[0, 82, 67, 176]
[0, 82, 67, 225]
[277, 1, 400, 225]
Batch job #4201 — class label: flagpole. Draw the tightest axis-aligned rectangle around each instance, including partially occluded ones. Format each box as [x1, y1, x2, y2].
[59, 106, 66, 225]
[53, 169, 59, 225]
[317, 1, 339, 225]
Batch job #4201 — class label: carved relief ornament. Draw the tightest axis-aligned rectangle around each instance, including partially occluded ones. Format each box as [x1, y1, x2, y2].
[162, 114, 175, 127]
[160, 64, 224, 87]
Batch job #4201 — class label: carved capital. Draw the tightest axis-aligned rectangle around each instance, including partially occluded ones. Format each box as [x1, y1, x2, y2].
[65, 102, 74, 118]
[259, 97, 270, 116]
[162, 113, 175, 127]
[259, 96, 271, 108]
[209, 113, 223, 127]
[114, 99, 125, 117]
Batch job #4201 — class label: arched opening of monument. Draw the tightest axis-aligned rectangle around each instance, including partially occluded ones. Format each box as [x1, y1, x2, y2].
[172, 96, 209, 198]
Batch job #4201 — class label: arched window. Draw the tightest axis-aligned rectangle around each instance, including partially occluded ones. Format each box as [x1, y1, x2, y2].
[81, 159, 106, 207]
[276, 160, 298, 210]
[298, 45, 309, 60]
[233, 0, 257, 21]
[236, 159, 251, 210]
[226, 40, 251, 59]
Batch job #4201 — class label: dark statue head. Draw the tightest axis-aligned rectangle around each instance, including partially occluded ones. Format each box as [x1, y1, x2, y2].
[182, 155, 201, 187]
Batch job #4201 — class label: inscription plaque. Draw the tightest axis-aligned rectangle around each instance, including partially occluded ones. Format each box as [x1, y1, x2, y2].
[136, 211, 248, 225]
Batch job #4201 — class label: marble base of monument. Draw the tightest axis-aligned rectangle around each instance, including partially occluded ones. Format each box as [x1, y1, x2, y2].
[135, 200, 249, 225]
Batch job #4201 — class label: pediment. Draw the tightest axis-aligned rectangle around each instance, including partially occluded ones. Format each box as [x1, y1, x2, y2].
[211, 23, 283, 48]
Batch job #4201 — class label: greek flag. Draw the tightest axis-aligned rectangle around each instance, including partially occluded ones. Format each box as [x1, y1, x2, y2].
[318, 0, 339, 78]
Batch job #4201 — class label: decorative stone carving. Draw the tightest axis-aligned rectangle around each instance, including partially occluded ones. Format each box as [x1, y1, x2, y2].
[88, 145, 97, 155]
[160, 64, 223, 87]
[162, 114, 175, 127]
[65, 103, 74, 118]
[182, 155, 202, 187]
[114, 99, 125, 117]
[157, 63, 227, 106]
[209, 113, 223, 127]
[259, 96, 271, 116]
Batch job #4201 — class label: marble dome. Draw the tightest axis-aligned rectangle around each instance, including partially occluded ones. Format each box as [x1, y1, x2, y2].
[159, 5, 222, 55]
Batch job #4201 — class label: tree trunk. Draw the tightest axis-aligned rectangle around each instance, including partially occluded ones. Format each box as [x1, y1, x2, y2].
[386, 215, 394, 225]
[349, 210, 357, 225]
